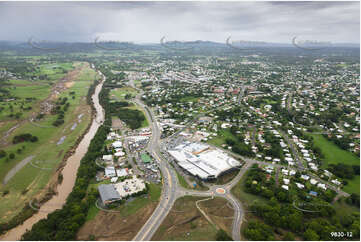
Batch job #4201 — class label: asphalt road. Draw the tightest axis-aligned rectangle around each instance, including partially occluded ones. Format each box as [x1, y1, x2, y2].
[132, 98, 180, 241]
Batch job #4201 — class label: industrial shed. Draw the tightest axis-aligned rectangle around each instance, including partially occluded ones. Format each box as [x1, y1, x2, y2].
[98, 184, 121, 205]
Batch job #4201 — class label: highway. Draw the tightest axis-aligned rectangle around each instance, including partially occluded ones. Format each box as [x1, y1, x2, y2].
[132, 97, 180, 241]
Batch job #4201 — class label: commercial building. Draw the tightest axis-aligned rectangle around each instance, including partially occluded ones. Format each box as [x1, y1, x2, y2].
[168, 141, 241, 180]
[98, 184, 121, 205]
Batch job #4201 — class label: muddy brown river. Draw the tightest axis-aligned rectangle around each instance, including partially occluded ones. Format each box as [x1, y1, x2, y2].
[0, 72, 105, 241]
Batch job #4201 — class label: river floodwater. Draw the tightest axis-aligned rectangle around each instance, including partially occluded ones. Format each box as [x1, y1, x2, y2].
[0, 72, 105, 241]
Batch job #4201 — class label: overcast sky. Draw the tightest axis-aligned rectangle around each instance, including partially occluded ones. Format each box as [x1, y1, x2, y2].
[0, 1, 359, 44]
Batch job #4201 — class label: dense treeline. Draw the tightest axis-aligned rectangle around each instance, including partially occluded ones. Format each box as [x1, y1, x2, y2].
[346, 193, 360, 208]
[51, 97, 71, 127]
[117, 108, 145, 130]
[20, 71, 111, 240]
[328, 163, 359, 180]
[244, 165, 336, 203]
[323, 133, 355, 152]
[245, 201, 359, 241]
[242, 165, 360, 240]
[12, 133, 38, 144]
[110, 101, 145, 130]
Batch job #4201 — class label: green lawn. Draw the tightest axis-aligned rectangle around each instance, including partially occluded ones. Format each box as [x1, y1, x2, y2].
[85, 203, 100, 222]
[310, 134, 359, 167]
[109, 86, 138, 101]
[115, 183, 161, 217]
[0, 81, 51, 120]
[208, 128, 237, 147]
[179, 96, 200, 103]
[310, 134, 360, 194]
[176, 170, 192, 189]
[231, 170, 268, 206]
[332, 199, 359, 217]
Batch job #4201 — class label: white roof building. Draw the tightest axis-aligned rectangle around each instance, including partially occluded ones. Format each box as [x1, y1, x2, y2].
[114, 151, 125, 157]
[310, 178, 318, 185]
[112, 141, 123, 149]
[285, 157, 293, 162]
[331, 179, 341, 186]
[168, 142, 241, 179]
[317, 183, 327, 190]
[103, 155, 113, 162]
[282, 185, 289, 190]
[296, 183, 305, 189]
[105, 166, 116, 178]
[116, 168, 129, 177]
[301, 175, 310, 180]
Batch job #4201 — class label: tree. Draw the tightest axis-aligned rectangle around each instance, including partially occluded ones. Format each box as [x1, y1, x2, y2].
[0, 150, 6, 158]
[9, 153, 15, 159]
[216, 229, 232, 241]
[283, 232, 295, 241]
[244, 220, 274, 241]
[288, 213, 303, 232]
[304, 229, 320, 241]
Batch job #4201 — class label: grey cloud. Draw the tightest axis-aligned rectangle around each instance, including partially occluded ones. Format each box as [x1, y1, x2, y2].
[0, 1, 359, 43]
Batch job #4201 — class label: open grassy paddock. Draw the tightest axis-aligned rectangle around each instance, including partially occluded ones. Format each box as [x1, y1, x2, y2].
[207, 128, 237, 147]
[310, 133, 360, 194]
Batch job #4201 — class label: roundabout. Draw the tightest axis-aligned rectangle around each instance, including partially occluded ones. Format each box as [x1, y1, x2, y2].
[215, 187, 226, 195]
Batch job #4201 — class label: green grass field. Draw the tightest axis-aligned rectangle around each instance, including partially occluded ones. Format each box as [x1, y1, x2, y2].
[0, 80, 51, 121]
[109, 86, 138, 101]
[0, 62, 96, 223]
[208, 128, 237, 147]
[31, 62, 74, 82]
[116, 183, 161, 217]
[310, 134, 360, 194]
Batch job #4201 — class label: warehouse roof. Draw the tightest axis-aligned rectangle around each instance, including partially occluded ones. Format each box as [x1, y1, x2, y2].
[98, 184, 121, 204]
[168, 142, 241, 179]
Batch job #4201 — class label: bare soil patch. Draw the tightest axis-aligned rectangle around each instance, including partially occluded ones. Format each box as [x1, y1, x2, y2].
[152, 196, 233, 241]
[77, 202, 157, 241]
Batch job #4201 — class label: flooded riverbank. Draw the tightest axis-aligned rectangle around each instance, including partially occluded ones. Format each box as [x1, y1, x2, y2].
[0, 73, 105, 241]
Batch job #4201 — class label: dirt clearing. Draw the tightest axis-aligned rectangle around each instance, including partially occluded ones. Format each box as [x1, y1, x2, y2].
[152, 196, 233, 241]
[77, 202, 157, 241]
